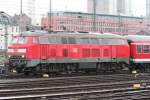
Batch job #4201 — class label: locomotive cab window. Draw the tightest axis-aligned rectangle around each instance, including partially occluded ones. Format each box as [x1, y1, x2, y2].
[12, 36, 28, 44]
[18, 37, 27, 44]
[101, 39, 110, 45]
[12, 37, 18, 44]
[136, 45, 142, 53]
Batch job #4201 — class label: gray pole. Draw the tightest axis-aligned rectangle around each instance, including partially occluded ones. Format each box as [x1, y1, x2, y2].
[49, 0, 52, 33]
[20, 0, 22, 32]
[93, 0, 96, 32]
[20, 0, 22, 15]
[4, 24, 8, 56]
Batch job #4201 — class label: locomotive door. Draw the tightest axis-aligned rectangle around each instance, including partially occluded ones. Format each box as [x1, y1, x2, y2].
[40, 44, 47, 59]
[111, 46, 117, 61]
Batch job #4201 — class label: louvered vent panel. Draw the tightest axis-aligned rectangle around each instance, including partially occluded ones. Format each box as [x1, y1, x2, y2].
[92, 49, 100, 57]
[51, 48, 56, 57]
[82, 48, 90, 57]
[104, 49, 109, 57]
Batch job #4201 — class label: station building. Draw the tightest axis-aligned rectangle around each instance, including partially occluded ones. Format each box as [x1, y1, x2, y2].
[41, 12, 147, 35]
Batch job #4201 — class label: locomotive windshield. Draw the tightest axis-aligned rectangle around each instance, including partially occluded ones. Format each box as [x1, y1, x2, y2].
[12, 36, 27, 44]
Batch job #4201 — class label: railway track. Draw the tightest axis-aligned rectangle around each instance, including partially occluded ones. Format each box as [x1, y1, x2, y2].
[0, 73, 147, 89]
[0, 81, 150, 99]
[0, 73, 150, 99]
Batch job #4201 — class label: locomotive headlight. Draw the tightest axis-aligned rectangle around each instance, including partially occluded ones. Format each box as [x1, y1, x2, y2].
[8, 49, 14, 53]
[21, 55, 25, 58]
[17, 49, 26, 53]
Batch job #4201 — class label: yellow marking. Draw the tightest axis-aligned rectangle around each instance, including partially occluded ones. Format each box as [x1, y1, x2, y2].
[132, 70, 137, 74]
[12, 69, 16, 73]
[43, 74, 49, 78]
[133, 83, 141, 89]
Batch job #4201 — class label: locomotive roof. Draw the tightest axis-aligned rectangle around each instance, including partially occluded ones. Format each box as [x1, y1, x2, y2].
[16, 31, 125, 39]
[18, 31, 50, 36]
[127, 35, 150, 41]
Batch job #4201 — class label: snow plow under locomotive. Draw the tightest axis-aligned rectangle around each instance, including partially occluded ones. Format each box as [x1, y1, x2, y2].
[7, 31, 150, 74]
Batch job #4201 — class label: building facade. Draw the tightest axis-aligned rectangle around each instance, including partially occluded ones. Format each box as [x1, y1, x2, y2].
[0, 12, 19, 50]
[41, 12, 147, 35]
[146, 0, 150, 18]
[87, 0, 132, 16]
[27, 0, 36, 25]
[12, 13, 32, 32]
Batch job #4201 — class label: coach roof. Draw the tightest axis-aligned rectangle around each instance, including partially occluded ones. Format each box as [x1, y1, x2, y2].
[127, 35, 150, 41]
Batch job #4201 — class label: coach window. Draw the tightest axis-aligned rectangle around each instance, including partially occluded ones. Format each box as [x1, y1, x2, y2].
[136, 45, 142, 53]
[143, 45, 149, 53]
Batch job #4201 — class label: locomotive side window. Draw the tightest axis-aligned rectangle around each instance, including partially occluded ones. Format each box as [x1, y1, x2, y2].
[81, 38, 90, 44]
[40, 37, 49, 44]
[143, 45, 149, 53]
[101, 38, 127, 45]
[68, 37, 76, 44]
[33, 37, 39, 44]
[56, 37, 62, 44]
[61, 38, 68, 44]
[109, 39, 117, 45]
[136, 45, 142, 53]
[98, 39, 102, 44]
[90, 38, 99, 44]
[101, 39, 109, 44]
[48, 37, 57, 44]
[117, 39, 127, 45]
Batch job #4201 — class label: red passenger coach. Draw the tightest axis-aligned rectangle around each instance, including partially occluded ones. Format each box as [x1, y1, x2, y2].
[7, 31, 130, 74]
[127, 35, 150, 72]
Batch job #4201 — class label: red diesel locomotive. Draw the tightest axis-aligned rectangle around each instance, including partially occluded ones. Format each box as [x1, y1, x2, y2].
[7, 31, 130, 74]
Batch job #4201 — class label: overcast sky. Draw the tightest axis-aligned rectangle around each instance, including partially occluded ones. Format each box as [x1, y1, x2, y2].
[0, 0, 146, 24]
